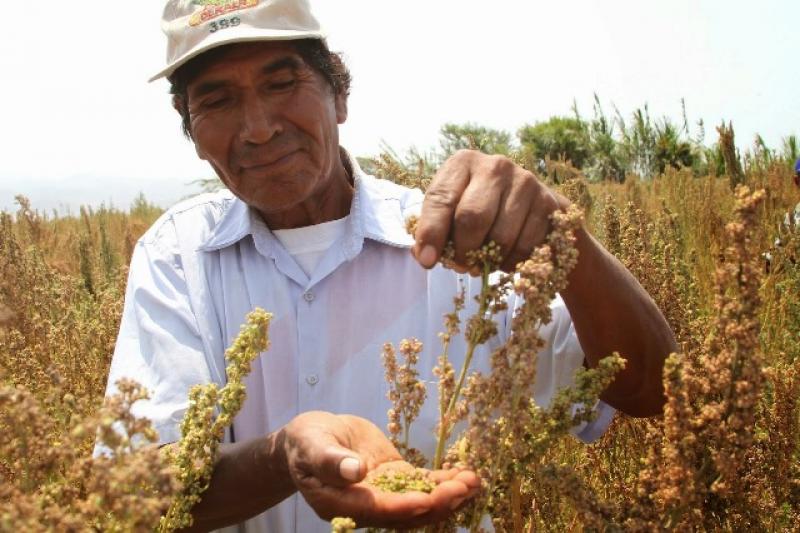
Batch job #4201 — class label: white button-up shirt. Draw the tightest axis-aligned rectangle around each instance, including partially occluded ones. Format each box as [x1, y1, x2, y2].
[105, 165, 614, 532]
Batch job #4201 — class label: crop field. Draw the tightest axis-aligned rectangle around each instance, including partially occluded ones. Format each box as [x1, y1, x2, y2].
[1, 125, 799, 531]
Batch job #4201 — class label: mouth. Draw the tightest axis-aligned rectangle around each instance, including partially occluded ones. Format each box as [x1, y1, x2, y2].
[240, 149, 301, 174]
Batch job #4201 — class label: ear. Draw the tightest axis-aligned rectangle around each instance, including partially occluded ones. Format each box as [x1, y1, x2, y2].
[171, 94, 183, 114]
[334, 92, 348, 125]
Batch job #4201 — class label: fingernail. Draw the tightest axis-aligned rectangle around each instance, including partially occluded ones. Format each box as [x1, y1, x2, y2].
[339, 457, 361, 482]
[419, 245, 437, 268]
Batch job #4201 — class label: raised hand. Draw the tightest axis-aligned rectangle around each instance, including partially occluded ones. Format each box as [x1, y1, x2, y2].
[413, 149, 564, 273]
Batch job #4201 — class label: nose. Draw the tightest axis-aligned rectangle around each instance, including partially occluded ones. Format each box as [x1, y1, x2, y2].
[238, 93, 282, 145]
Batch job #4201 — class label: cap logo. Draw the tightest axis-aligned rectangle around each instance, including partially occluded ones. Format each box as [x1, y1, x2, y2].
[189, 0, 259, 27]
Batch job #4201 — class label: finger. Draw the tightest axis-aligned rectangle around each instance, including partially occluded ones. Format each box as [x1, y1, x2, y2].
[427, 467, 463, 483]
[486, 169, 538, 265]
[428, 468, 481, 490]
[306, 469, 480, 528]
[414, 156, 472, 268]
[305, 482, 432, 525]
[450, 170, 506, 266]
[337, 415, 404, 469]
[501, 190, 559, 271]
[294, 441, 366, 489]
[363, 482, 470, 529]
[406, 479, 479, 526]
[429, 479, 471, 502]
[452, 469, 481, 490]
[452, 263, 469, 275]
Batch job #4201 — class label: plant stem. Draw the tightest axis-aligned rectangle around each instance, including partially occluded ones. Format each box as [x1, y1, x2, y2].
[403, 414, 410, 450]
[433, 265, 492, 470]
[511, 476, 523, 533]
[433, 339, 475, 469]
[468, 336, 529, 528]
[435, 343, 451, 461]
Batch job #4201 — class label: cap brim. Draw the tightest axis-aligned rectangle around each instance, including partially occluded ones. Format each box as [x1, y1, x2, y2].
[149, 27, 326, 83]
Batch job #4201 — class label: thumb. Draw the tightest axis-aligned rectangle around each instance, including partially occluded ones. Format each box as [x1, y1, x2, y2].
[312, 444, 366, 487]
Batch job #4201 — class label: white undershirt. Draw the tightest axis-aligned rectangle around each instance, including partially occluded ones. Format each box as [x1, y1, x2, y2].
[272, 216, 349, 277]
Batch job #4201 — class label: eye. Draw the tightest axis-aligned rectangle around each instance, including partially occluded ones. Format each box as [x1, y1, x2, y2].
[268, 79, 296, 91]
[202, 97, 231, 110]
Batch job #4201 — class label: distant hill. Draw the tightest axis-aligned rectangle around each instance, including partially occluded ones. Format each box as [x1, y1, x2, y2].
[0, 175, 205, 214]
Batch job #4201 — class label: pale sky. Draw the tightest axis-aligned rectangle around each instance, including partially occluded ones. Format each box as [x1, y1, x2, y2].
[1, 1, 798, 211]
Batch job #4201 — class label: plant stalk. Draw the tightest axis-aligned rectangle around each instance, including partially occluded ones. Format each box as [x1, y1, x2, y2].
[433, 264, 492, 470]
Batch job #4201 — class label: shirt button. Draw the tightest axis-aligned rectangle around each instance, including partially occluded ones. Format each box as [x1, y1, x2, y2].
[306, 374, 319, 386]
[303, 291, 315, 303]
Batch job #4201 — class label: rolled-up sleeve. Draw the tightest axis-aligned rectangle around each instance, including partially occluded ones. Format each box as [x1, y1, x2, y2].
[103, 227, 211, 446]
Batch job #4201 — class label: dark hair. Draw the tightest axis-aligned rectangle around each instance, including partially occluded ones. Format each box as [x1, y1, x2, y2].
[168, 38, 352, 139]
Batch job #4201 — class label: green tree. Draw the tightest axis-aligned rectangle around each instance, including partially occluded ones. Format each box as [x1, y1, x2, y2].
[617, 105, 657, 178]
[517, 116, 592, 169]
[701, 143, 727, 177]
[438, 123, 513, 157]
[653, 120, 695, 174]
[751, 134, 775, 169]
[586, 96, 625, 182]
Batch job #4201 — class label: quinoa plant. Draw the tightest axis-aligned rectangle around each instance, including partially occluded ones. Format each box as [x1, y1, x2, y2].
[159, 308, 272, 531]
[365, 205, 624, 532]
[3, 141, 800, 532]
[0, 379, 179, 531]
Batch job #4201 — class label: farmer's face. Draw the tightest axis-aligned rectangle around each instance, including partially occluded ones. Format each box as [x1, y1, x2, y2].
[184, 42, 348, 219]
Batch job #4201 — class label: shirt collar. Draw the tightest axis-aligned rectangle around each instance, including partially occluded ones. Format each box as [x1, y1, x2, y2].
[198, 154, 416, 254]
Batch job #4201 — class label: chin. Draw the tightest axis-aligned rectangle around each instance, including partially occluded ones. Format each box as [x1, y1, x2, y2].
[251, 186, 318, 214]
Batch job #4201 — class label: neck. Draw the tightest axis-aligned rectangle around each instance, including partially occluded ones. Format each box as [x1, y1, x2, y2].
[259, 149, 354, 230]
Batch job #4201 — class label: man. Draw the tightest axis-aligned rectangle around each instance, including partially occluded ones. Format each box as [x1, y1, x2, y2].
[104, 0, 676, 531]
[766, 158, 800, 272]
[772, 158, 800, 267]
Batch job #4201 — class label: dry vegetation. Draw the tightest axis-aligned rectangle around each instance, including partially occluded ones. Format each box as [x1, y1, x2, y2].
[1, 149, 799, 530]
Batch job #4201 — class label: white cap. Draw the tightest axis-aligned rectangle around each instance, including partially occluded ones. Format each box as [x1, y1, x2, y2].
[151, 0, 325, 82]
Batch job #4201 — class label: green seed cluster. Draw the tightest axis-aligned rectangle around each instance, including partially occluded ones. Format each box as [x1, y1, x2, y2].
[330, 516, 357, 532]
[158, 308, 272, 532]
[369, 468, 436, 494]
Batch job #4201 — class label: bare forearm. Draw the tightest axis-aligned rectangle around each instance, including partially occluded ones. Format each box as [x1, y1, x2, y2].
[561, 227, 676, 417]
[408, 150, 674, 415]
[181, 431, 295, 532]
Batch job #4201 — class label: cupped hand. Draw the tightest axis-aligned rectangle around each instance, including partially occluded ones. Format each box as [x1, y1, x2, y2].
[413, 149, 566, 273]
[281, 411, 481, 529]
